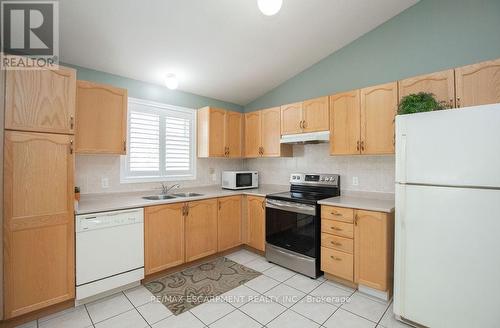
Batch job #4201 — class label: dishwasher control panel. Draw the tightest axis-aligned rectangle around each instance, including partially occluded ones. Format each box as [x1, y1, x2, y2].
[76, 208, 144, 232]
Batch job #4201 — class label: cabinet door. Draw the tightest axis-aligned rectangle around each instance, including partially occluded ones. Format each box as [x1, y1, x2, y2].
[246, 196, 265, 252]
[399, 69, 455, 108]
[280, 102, 303, 135]
[75, 81, 127, 154]
[225, 111, 242, 158]
[144, 203, 185, 275]
[360, 82, 397, 155]
[244, 111, 262, 158]
[329, 90, 361, 155]
[5, 67, 76, 134]
[262, 107, 290, 157]
[303, 96, 329, 132]
[455, 58, 500, 108]
[185, 199, 218, 262]
[208, 108, 226, 157]
[354, 210, 392, 291]
[218, 196, 242, 252]
[3, 131, 74, 318]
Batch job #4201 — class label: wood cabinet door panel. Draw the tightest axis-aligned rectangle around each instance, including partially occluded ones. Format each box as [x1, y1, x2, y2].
[244, 111, 261, 158]
[329, 90, 361, 155]
[354, 210, 389, 291]
[75, 81, 127, 154]
[145, 203, 185, 274]
[208, 108, 226, 157]
[225, 111, 242, 158]
[280, 102, 303, 135]
[246, 196, 265, 251]
[185, 199, 218, 262]
[455, 58, 500, 108]
[5, 67, 76, 134]
[3, 131, 74, 318]
[218, 196, 242, 251]
[398, 69, 455, 108]
[360, 82, 397, 155]
[261, 107, 282, 157]
[303, 96, 329, 132]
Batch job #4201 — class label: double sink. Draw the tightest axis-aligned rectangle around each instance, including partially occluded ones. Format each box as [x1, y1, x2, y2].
[142, 192, 204, 201]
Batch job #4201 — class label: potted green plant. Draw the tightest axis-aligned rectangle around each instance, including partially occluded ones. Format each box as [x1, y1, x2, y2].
[398, 92, 448, 115]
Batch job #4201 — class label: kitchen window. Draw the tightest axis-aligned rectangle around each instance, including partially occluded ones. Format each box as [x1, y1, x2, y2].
[120, 98, 196, 183]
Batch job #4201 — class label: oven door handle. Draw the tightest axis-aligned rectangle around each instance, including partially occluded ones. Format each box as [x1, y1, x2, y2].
[266, 199, 316, 216]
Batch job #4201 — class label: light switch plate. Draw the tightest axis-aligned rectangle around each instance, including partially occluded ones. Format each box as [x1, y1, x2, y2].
[352, 176, 359, 186]
[101, 177, 109, 189]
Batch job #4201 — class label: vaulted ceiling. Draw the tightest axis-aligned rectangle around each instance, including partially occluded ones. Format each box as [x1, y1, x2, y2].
[60, 0, 418, 105]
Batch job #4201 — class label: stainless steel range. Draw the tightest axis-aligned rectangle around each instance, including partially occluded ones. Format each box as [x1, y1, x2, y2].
[265, 173, 340, 278]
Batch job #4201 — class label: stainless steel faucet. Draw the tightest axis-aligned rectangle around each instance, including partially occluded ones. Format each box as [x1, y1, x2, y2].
[159, 183, 180, 195]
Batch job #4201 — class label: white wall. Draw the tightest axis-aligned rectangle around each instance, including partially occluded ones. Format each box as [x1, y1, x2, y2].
[76, 155, 245, 194]
[76, 143, 395, 194]
[245, 144, 395, 193]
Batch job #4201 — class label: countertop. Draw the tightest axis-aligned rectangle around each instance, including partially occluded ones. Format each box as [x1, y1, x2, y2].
[76, 184, 288, 215]
[318, 191, 395, 213]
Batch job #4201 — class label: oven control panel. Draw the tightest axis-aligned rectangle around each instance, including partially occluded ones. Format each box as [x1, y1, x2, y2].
[290, 173, 340, 186]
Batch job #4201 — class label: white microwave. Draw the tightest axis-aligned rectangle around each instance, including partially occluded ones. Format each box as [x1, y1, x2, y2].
[222, 171, 258, 190]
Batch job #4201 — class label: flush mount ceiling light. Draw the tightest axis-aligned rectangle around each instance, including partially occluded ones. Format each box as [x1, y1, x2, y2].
[258, 0, 283, 16]
[165, 73, 179, 90]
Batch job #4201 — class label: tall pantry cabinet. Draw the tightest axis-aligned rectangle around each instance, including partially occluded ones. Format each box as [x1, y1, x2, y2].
[2, 66, 77, 319]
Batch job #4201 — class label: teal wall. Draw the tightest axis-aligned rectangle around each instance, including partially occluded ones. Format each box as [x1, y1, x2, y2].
[245, 0, 500, 111]
[64, 64, 244, 112]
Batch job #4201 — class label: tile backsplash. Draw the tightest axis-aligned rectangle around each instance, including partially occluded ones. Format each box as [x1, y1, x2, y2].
[76, 143, 395, 194]
[76, 155, 244, 194]
[245, 144, 395, 193]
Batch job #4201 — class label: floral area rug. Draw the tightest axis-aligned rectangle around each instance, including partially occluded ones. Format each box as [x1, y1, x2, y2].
[144, 257, 261, 315]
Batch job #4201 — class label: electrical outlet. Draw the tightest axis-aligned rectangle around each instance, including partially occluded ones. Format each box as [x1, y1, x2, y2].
[101, 177, 109, 189]
[352, 176, 359, 186]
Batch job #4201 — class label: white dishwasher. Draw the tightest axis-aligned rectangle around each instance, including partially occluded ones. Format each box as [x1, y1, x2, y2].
[76, 208, 144, 302]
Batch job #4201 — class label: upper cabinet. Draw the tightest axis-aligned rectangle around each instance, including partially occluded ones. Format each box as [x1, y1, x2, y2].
[398, 69, 455, 108]
[5, 66, 76, 134]
[244, 107, 292, 158]
[75, 80, 128, 154]
[455, 58, 500, 108]
[330, 90, 361, 155]
[197, 107, 242, 158]
[302, 96, 330, 132]
[360, 82, 398, 155]
[281, 97, 329, 135]
[330, 83, 397, 156]
[281, 102, 303, 135]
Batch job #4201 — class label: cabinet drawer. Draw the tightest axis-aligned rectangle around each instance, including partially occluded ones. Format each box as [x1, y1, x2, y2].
[321, 247, 353, 282]
[322, 206, 354, 223]
[321, 219, 354, 238]
[321, 234, 354, 254]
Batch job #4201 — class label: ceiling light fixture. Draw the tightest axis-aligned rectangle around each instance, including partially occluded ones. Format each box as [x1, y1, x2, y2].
[258, 0, 283, 16]
[165, 73, 179, 90]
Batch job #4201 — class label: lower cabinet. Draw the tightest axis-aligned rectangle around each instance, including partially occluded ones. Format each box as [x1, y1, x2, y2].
[246, 195, 266, 252]
[185, 199, 218, 262]
[217, 196, 242, 252]
[144, 203, 185, 275]
[354, 210, 394, 291]
[3, 131, 75, 318]
[321, 205, 394, 293]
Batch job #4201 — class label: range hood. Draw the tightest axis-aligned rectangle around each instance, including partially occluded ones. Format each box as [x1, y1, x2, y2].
[280, 131, 330, 144]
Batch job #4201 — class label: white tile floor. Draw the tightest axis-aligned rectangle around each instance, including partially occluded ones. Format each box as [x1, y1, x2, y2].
[17, 249, 412, 328]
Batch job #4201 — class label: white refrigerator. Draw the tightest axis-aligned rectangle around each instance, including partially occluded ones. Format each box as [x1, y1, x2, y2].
[394, 104, 500, 328]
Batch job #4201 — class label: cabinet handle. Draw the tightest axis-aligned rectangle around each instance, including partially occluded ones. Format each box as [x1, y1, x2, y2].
[261, 200, 265, 210]
[123, 140, 127, 152]
[354, 214, 359, 226]
[299, 121, 303, 129]
[70, 116, 74, 129]
[330, 256, 342, 261]
[457, 97, 461, 108]
[303, 120, 307, 129]
[331, 241, 342, 246]
[449, 99, 454, 109]
[360, 141, 365, 152]
[331, 212, 342, 217]
[330, 226, 342, 231]
[69, 139, 74, 154]
[356, 141, 360, 151]
[218, 200, 221, 210]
